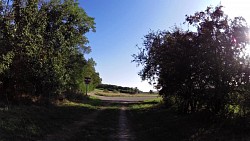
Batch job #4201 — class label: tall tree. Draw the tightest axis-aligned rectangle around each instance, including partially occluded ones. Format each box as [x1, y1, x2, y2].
[0, 0, 99, 102]
[133, 6, 250, 115]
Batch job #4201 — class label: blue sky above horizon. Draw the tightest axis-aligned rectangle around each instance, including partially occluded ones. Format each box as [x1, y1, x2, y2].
[79, 0, 250, 92]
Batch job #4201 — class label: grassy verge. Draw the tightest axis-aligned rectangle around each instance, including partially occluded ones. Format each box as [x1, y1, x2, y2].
[70, 108, 120, 141]
[94, 89, 159, 97]
[128, 97, 162, 110]
[127, 100, 250, 141]
[0, 96, 102, 141]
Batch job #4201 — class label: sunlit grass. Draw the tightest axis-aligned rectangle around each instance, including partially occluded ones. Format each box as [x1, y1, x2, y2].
[61, 95, 102, 109]
[129, 103, 156, 109]
[94, 89, 159, 97]
[62, 101, 97, 109]
[143, 97, 163, 103]
[128, 97, 163, 110]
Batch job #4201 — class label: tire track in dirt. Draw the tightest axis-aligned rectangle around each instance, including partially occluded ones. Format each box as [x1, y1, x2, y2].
[118, 103, 134, 141]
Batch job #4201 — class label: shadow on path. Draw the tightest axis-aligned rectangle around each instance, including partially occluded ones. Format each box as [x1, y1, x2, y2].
[117, 103, 135, 141]
[42, 94, 145, 141]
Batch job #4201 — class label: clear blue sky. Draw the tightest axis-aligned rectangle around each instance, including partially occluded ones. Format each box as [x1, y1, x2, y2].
[79, 0, 249, 92]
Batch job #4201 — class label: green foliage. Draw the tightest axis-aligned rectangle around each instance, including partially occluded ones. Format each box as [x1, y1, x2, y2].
[133, 6, 250, 115]
[97, 84, 142, 94]
[0, 51, 14, 74]
[80, 58, 102, 92]
[0, 0, 101, 102]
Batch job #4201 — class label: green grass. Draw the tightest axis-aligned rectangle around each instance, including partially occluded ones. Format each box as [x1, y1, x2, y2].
[143, 97, 163, 103]
[62, 95, 102, 109]
[0, 105, 92, 141]
[94, 89, 159, 97]
[0, 95, 124, 141]
[70, 108, 120, 141]
[0, 96, 104, 141]
[127, 102, 250, 141]
[128, 97, 163, 110]
[4, 93, 250, 141]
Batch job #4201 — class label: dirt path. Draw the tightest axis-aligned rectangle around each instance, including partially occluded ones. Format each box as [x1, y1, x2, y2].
[42, 94, 144, 141]
[118, 104, 134, 141]
[89, 93, 141, 140]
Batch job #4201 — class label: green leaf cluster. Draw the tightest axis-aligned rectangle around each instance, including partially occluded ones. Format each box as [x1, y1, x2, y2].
[96, 84, 141, 94]
[133, 6, 250, 116]
[0, 0, 101, 101]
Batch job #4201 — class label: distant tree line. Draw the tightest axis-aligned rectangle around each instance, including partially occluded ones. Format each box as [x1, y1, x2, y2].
[133, 6, 250, 116]
[0, 0, 101, 103]
[96, 84, 142, 94]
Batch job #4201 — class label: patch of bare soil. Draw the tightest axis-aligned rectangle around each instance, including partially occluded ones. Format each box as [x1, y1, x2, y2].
[117, 105, 135, 141]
